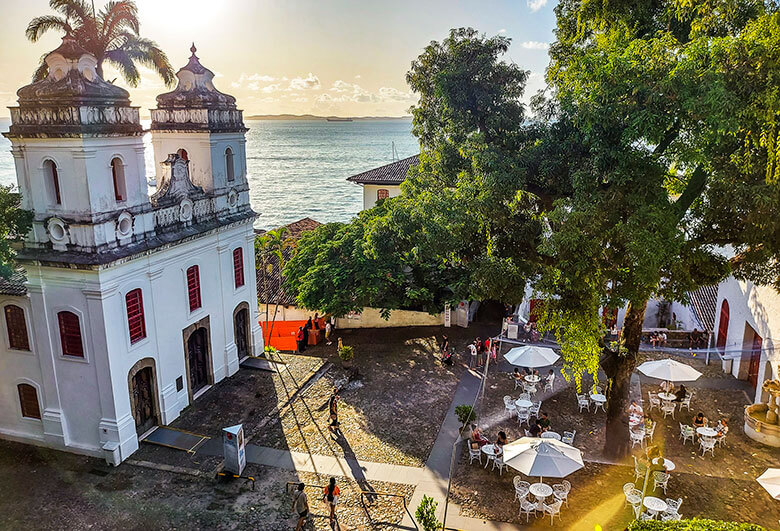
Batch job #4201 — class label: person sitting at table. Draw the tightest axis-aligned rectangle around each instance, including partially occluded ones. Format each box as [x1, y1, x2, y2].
[715, 418, 729, 438]
[528, 417, 542, 437]
[495, 431, 508, 452]
[693, 412, 708, 429]
[629, 399, 644, 417]
[649, 332, 658, 347]
[513, 368, 524, 381]
[470, 424, 490, 447]
[660, 380, 674, 394]
[538, 412, 552, 432]
[673, 384, 687, 402]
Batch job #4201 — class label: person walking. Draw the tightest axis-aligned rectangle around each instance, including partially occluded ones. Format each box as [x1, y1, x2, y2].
[328, 391, 340, 438]
[322, 477, 340, 529]
[468, 341, 478, 369]
[303, 318, 311, 348]
[291, 482, 309, 531]
[325, 320, 333, 345]
[476, 336, 483, 367]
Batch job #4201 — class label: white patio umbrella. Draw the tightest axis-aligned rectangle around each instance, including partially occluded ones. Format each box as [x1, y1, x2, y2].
[503, 437, 584, 483]
[757, 468, 780, 500]
[636, 358, 702, 382]
[504, 345, 560, 368]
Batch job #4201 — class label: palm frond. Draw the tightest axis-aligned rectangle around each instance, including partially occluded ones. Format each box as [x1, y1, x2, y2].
[32, 53, 51, 82]
[116, 34, 175, 87]
[25, 15, 71, 42]
[100, 1, 140, 45]
[105, 49, 140, 86]
[49, 0, 93, 25]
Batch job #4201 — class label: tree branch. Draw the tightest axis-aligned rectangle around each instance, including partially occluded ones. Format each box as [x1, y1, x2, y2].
[674, 165, 707, 222]
[653, 121, 680, 158]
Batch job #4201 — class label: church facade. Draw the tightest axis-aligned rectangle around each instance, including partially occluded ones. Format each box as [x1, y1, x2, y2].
[0, 38, 262, 464]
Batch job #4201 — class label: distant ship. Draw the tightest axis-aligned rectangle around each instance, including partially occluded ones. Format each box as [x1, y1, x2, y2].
[326, 117, 353, 122]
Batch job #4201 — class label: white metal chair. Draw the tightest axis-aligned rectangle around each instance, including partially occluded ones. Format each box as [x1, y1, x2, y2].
[716, 433, 726, 447]
[644, 421, 656, 443]
[680, 391, 693, 411]
[514, 476, 530, 501]
[648, 393, 661, 412]
[562, 430, 576, 445]
[553, 480, 570, 507]
[632, 456, 647, 481]
[468, 441, 482, 465]
[504, 395, 517, 418]
[519, 499, 538, 522]
[661, 402, 676, 419]
[623, 483, 639, 506]
[625, 489, 642, 513]
[699, 436, 716, 457]
[525, 383, 538, 396]
[630, 429, 645, 448]
[492, 451, 507, 475]
[513, 377, 524, 390]
[679, 423, 695, 445]
[530, 401, 542, 416]
[665, 497, 682, 515]
[517, 408, 530, 424]
[519, 392, 531, 401]
[661, 512, 682, 522]
[541, 499, 563, 526]
[577, 394, 590, 413]
[592, 385, 603, 395]
[653, 471, 670, 495]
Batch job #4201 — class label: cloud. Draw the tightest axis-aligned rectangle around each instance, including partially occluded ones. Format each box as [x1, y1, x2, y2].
[521, 41, 550, 50]
[354, 74, 361, 79]
[378, 87, 415, 102]
[231, 73, 278, 90]
[527, 0, 548, 11]
[261, 84, 282, 93]
[498, 28, 507, 34]
[289, 73, 321, 90]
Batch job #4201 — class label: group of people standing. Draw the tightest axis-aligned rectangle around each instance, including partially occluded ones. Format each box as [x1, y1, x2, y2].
[295, 313, 334, 352]
[439, 335, 497, 368]
[291, 477, 341, 530]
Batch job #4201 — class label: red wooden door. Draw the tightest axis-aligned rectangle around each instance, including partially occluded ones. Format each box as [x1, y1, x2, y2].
[716, 300, 729, 349]
[748, 334, 762, 389]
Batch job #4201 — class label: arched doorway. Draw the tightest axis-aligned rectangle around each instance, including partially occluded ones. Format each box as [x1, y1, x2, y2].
[234, 303, 250, 359]
[716, 299, 729, 350]
[187, 328, 210, 395]
[128, 359, 160, 436]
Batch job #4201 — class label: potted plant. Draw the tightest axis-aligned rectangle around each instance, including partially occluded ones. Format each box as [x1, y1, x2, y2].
[338, 344, 354, 368]
[415, 495, 442, 531]
[455, 404, 476, 432]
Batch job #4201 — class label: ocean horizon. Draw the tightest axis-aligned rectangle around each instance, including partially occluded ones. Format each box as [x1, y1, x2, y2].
[0, 117, 418, 231]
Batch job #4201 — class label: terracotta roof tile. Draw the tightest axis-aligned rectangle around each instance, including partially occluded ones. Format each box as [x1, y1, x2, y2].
[687, 284, 719, 331]
[0, 271, 27, 296]
[346, 154, 419, 185]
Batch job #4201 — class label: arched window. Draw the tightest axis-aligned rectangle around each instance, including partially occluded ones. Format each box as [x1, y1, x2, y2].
[57, 311, 84, 358]
[17, 384, 41, 419]
[233, 247, 245, 288]
[716, 299, 730, 349]
[177, 148, 189, 160]
[111, 157, 127, 202]
[4, 305, 30, 351]
[225, 147, 235, 182]
[377, 188, 390, 201]
[44, 160, 61, 205]
[125, 289, 147, 343]
[186, 265, 202, 311]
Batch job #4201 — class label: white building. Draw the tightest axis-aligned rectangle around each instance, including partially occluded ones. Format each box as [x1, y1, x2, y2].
[347, 154, 417, 210]
[0, 38, 262, 464]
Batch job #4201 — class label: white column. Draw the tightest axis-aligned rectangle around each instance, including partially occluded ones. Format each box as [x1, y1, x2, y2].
[246, 229, 264, 356]
[216, 242, 238, 378]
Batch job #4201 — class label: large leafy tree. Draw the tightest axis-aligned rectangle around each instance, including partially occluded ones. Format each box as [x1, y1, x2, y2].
[0, 186, 33, 279]
[26, 0, 174, 86]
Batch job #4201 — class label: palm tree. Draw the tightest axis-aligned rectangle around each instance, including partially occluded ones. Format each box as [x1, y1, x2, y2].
[26, 0, 174, 87]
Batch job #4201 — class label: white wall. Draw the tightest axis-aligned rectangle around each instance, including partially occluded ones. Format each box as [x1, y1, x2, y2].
[714, 277, 780, 403]
[335, 307, 444, 329]
[362, 184, 401, 210]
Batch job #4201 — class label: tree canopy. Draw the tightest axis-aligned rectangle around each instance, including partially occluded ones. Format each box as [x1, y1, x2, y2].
[0, 186, 33, 279]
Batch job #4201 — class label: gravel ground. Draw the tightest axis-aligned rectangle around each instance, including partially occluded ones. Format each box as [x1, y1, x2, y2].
[0, 439, 414, 530]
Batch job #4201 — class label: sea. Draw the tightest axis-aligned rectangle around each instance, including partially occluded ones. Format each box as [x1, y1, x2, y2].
[0, 118, 418, 230]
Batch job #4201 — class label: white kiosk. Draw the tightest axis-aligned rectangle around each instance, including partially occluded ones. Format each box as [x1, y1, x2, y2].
[222, 424, 246, 476]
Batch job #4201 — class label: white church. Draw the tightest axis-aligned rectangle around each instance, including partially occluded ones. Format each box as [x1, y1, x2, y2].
[0, 37, 262, 464]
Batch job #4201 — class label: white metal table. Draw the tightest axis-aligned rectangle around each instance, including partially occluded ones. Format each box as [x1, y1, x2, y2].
[529, 482, 553, 503]
[515, 399, 533, 409]
[481, 443, 501, 468]
[525, 375, 541, 383]
[590, 393, 607, 412]
[541, 431, 561, 440]
[643, 496, 668, 518]
[696, 427, 717, 438]
[658, 392, 676, 402]
[653, 457, 675, 471]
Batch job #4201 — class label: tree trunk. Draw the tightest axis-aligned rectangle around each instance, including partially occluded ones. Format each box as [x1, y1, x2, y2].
[601, 300, 647, 459]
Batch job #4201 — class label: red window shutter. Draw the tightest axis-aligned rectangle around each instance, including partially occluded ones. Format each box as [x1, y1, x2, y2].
[125, 289, 147, 343]
[18, 384, 41, 419]
[4, 305, 30, 350]
[50, 162, 61, 205]
[233, 248, 245, 288]
[377, 189, 389, 201]
[57, 311, 84, 357]
[187, 265, 202, 311]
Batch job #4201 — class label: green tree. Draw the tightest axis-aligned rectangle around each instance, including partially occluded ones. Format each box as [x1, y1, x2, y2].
[0, 186, 33, 279]
[26, 0, 174, 86]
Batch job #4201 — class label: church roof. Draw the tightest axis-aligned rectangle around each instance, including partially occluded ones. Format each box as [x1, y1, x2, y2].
[687, 284, 719, 332]
[0, 271, 27, 296]
[346, 154, 419, 185]
[155, 44, 237, 109]
[256, 218, 322, 305]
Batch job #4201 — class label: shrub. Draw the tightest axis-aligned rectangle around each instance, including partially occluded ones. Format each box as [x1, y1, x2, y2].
[415, 495, 442, 531]
[338, 345, 354, 362]
[263, 345, 278, 356]
[627, 518, 766, 531]
[455, 404, 476, 426]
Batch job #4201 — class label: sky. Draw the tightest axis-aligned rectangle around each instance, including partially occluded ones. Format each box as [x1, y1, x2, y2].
[0, 0, 558, 117]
